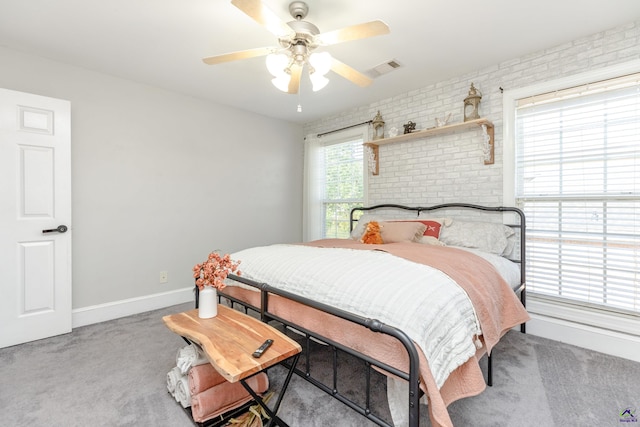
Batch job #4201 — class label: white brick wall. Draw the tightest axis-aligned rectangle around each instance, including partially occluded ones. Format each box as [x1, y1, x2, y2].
[303, 20, 640, 207]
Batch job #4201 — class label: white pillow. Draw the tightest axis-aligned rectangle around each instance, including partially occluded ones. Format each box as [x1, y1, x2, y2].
[439, 221, 515, 255]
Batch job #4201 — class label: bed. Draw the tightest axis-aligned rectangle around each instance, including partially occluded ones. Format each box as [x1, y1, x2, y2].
[209, 203, 529, 427]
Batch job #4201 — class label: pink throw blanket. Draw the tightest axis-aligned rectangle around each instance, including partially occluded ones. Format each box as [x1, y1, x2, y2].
[308, 239, 528, 355]
[190, 372, 269, 423]
[188, 363, 227, 395]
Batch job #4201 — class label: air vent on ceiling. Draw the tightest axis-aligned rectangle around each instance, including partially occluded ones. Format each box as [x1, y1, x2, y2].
[364, 59, 402, 79]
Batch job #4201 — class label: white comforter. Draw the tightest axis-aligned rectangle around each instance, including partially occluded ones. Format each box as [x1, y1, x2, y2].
[230, 244, 482, 388]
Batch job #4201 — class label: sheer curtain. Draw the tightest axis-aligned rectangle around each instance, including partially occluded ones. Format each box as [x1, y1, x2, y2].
[302, 133, 324, 242]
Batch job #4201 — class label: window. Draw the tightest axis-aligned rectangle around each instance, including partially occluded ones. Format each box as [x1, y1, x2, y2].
[303, 127, 367, 241]
[513, 72, 640, 315]
[322, 140, 365, 238]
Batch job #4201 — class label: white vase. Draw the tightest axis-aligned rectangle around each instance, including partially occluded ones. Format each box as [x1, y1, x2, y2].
[198, 286, 218, 319]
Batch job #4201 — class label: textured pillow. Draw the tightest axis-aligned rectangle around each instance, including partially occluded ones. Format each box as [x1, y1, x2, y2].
[379, 221, 427, 243]
[351, 215, 421, 240]
[393, 220, 443, 239]
[439, 221, 515, 255]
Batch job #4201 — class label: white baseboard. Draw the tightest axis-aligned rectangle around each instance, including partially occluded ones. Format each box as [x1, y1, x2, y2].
[72, 286, 194, 328]
[526, 313, 640, 363]
[71, 287, 640, 364]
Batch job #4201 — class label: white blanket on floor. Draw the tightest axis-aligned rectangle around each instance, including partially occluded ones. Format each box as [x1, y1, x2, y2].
[166, 366, 182, 395]
[174, 376, 191, 408]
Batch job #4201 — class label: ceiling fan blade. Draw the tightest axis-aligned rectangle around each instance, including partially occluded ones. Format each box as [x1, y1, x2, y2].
[315, 20, 390, 46]
[330, 58, 373, 87]
[202, 47, 273, 65]
[288, 64, 303, 94]
[231, 0, 294, 38]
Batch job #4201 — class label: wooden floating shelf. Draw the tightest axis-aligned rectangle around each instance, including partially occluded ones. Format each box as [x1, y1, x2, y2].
[364, 118, 494, 175]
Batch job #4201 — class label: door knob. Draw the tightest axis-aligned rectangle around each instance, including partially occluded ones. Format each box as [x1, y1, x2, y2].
[42, 225, 68, 234]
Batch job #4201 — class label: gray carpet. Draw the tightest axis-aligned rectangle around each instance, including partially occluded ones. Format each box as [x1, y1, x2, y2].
[1, 302, 639, 426]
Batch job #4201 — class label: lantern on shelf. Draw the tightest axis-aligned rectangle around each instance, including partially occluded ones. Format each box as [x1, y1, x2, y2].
[463, 83, 482, 122]
[372, 111, 385, 140]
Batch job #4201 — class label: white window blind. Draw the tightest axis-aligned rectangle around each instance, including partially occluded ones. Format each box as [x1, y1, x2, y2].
[515, 75, 640, 314]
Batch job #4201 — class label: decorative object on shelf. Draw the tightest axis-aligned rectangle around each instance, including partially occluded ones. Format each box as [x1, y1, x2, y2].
[435, 113, 452, 128]
[403, 121, 416, 134]
[372, 111, 385, 140]
[193, 252, 241, 319]
[463, 83, 482, 122]
[388, 126, 399, 137]
[364, 143, 379, 176]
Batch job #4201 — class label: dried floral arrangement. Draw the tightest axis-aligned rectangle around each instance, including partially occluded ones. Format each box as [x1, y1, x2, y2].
[192, 251, 241, 291]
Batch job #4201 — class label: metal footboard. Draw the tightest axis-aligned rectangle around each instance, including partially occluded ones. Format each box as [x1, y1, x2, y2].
[210, 275, 422, 427]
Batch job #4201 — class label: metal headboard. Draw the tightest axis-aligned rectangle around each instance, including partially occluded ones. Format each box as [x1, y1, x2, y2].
[350, 203, 527, 318]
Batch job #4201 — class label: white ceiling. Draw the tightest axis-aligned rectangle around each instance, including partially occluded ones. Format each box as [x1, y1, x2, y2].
[1, 0, 639, 124]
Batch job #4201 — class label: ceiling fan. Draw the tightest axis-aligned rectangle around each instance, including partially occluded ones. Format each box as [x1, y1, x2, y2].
[202, 0, 390, 94]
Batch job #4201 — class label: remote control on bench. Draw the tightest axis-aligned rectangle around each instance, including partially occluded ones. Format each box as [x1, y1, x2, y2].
[252, 339, 273, 358]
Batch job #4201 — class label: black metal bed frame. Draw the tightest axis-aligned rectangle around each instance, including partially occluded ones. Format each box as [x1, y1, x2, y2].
[207, 203, 526, 427]
[350, 203, 527, 389]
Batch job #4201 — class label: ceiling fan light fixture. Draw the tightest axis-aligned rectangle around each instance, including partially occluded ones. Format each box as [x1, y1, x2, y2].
[272, 74, 291, 92]
[266, 53, 290, 77]
[308, 52, 332, 76]
[291, 42, 308, 65]
[204, 1, 391, 95]
[310, 72, 329, 91]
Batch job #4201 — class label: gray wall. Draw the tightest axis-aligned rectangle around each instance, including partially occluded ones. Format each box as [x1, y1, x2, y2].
[0, 47, 303, 309]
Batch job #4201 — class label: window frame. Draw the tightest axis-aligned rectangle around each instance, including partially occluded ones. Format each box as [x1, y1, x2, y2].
[503, 60, 640, 334]
[303, 126, 369, 241]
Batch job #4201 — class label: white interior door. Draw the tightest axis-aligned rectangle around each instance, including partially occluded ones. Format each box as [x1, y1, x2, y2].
[0, 88, 72, 348]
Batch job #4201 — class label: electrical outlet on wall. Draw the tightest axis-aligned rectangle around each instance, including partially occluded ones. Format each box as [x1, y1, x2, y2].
[159, 271, 168, 283]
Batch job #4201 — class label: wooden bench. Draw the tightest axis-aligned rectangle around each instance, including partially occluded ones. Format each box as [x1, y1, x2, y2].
[163, 305, 302, 426]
